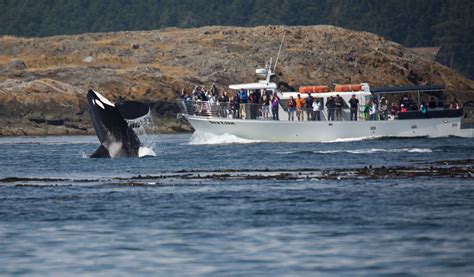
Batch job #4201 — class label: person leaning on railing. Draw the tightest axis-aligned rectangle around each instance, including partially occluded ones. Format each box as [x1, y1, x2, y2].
[218, 91, 229, 118]
[295, 94, 305, 121]
[379, 97, 388, 120]
[349, 94, 359, 121]
[305, 93, 314, 121]
[312, 99, 322, 121]
[271, 94, 280, 120]
[326, 96, 335, 121]
[334, 94, 343, 121]
[389, 102, 399, 120]
[239, 89, 248, 119]
[369, 99, 377, 120]
[249, 92, 258, 119]
[262, 93, 270, 119]
[180, 89, 193, 115]
[232, 94, 240, 119]
[287, 96, 295, 121]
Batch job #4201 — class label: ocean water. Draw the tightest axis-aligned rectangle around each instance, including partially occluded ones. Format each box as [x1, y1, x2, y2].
[0, 133, 473, 276]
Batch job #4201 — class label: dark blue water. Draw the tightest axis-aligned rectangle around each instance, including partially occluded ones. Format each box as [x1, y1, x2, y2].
[0, 134, 473, 275]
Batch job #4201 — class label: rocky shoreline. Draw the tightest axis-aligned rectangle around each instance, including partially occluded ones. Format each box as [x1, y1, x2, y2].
[0, 116, 192, 137]
[1, 25, 473, 136]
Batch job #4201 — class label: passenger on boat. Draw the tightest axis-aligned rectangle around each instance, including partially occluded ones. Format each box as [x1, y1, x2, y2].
[312, 99, 322, 121]
[369, 100, 377, 120]
[419, 101, 427, 114]
[239, 89, 248, 119]
[349, 94, 359, 121]
[208, 90, 216, 102]
[326, 96, 335, 121]
[363, 103, 369, 120]
[287, 96, 295, 121]
[192, 86, 200, 100]
[228, 96, 234, 118]
[335, 94, 343, 121]
[199, 87, 208, 101]
[400, 104, 407, 113]
[254, 89, 261, 106]
[232, 94, 241, 119]
[271, 94, 280, 120]
[262, 90, 270, 119]
[400, 95, 412, 111]
[210, 83, 219, 98]
[449, 101, 460, 110]
[428, 97, 437, 109]
[389, 102, 399, 120]
[262, 93, 270, 119]
[305, 93, 314, 121]
[218, 91, 229, 118]
[295, 94, 305, 121]
[208, 91, 217, 116]
[379, 97, 388, 120]
[179, 89, 192, 114]
[249, 92, 258, 119]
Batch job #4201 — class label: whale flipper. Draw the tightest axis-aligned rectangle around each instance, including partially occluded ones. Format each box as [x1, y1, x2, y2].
[87, 89, 148, 158]
[117, 101, 150, 120]
[90, 144, 111, 158]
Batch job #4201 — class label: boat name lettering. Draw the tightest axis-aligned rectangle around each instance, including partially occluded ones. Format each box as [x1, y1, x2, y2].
[209, 121, 235, 125]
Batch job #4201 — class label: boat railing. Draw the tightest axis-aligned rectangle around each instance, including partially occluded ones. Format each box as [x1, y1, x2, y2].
[178, 99, 275, 120]
[177, 100, 461, 121]
[178, 99, 376, 121]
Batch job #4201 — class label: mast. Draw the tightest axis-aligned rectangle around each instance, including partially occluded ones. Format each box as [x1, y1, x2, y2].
[273, 33, 285, 74]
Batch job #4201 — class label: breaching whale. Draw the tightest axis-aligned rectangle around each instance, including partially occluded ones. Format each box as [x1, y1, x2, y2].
[87, 89, 149, 158]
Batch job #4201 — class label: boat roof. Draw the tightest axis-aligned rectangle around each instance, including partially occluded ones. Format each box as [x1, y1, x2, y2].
[371, 84, 445, 95]
[229, 82, 277, 90]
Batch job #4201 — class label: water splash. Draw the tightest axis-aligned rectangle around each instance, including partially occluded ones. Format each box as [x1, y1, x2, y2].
[138, 146, 156, 157]
[127, 112, 157, 157]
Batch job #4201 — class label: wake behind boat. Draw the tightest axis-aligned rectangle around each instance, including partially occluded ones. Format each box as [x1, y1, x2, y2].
[178, 59, 474, 142]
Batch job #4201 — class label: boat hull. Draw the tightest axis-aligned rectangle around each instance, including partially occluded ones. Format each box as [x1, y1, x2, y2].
[183, 115, 474, 142]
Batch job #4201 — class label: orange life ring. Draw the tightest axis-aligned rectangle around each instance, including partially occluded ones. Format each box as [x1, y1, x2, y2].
[335, 84, 362, 92]
[298, 85, 329, 93]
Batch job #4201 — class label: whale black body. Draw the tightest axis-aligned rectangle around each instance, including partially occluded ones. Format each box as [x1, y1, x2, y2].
[87, 89, 149, 158]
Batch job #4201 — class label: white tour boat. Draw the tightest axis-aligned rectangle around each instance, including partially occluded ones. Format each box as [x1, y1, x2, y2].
[178, 60, 474, 142]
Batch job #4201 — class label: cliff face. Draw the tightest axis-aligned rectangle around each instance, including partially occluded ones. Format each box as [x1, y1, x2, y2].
[1, 25, 473, 136]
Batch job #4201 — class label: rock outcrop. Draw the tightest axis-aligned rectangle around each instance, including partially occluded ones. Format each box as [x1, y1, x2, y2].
[0, 25, 473, 136]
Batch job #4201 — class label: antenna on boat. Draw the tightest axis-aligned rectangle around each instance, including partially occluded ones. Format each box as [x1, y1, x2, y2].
[273, 33, 285, 73]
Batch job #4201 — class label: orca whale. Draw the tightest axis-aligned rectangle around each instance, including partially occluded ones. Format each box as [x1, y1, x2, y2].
[86, 89, 149, 158]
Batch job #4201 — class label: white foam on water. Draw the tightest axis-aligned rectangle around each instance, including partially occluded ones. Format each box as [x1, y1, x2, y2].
[321, 136, 381, 143]
[277, 148, 432, 155]
[189, 131, 263, 145]
[334, 148, 432, 154]
[138, 146, 156, 157]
